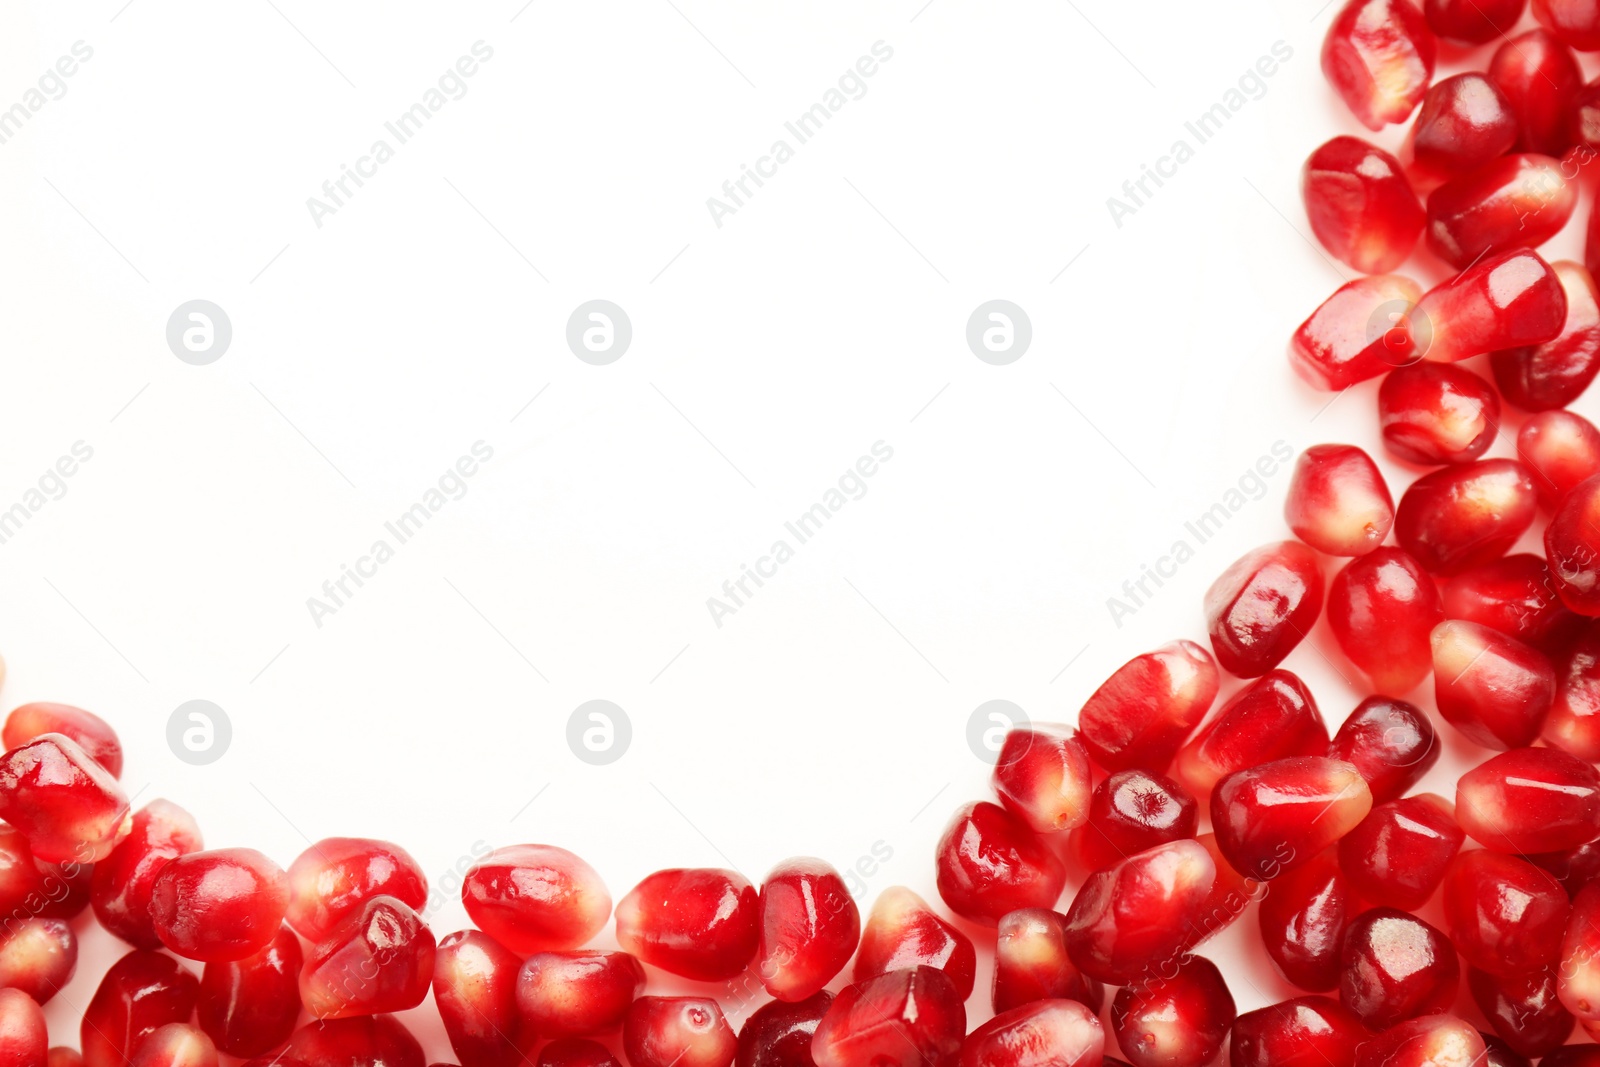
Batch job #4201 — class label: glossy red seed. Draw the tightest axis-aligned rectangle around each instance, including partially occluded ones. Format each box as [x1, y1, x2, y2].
[285, 837, 428, 944]
[81, 950, 200, 1067]
[1534, 0, 1600, 48]
[1442, 554, 1579, 654]
[625, 997, 737, 1067]
[1337, 793, 1461, 910]
[1303, 137, 1424, 274]
[196, 924, 300, 1058]
[542, 1039, 622, 1067]
[1290, 274, 1422, 390]
[1230, 996, 1372, 1067]
[1547, 475, 1600, 614]
[1322, 0, 1436, 130]
[1529, 836, 1600, 896]
[435, 932, 526, 1067]
[1340, 907, 1459, 1029]
[1212, 758, 1372, 881]
[1190, 832, 1260, 946]
[1258, 849, 1351, 993]
[128, 1025, 217, 1067]
[1491, 30, 1581, 155]
[1328, 696, 1439, 803]
[49, 1050, 84, 1067]
[301, 894, 435, 1019]
[1425, 154, 1575, 269]
[0, 917, 74, 1005]
[1172, 671, 1327, 798]
[1549, 619, 1600, 758]
[812, 968, 964, 1067]
[1412, 74, 1518, 177]
[1559, 881, 1600, 1019]
[1469, 966, 1573, 1057]
[1063, 838, 1216, 985]
[757, 858, 860, 1001]
[1352, 1015, 1484, 1067]
[616, 868, 758, 982]
[3, 703, 122, 778]
[1327, 549, 1443, 694]
[150, 848, 288, 963]
[1076, 640, 1218, 773]
[1441, 850, 1568, 975]
[735, 993, 830, 1067]
[1458, 746, 1600, 852]
[1284, 444, 1394, 557]
[1074, 769, 1197, 873]
[462, 844, 610, 956]
[0, 823, 90, 922]
[1432, 621, 1555, 749]
[1204, 541, 1323, 677]
[1492, 261, 1600, 410]
[92, 799, 203, 949]
[1411, 249, 1566, 364]
[518, 949, 645, 1037]
[1378, 362, 1499, 466]
[934, 803, 1064, 927]
[1425, 0, 1526, 42]
[0, 734, 129, 864]
[1542, 1046, 1600, 1067]
[990, 725, 1091, 834]
[0, 988, 47, 1067]
[284, 1015, 424, 1067]
[991, 909, 1102, 1015]
[1111, 955, 1234, 1067]
[959, 1000, 1100, 1067]
[1395, 460, 1539, 576]
[1523, 413, 1600, 512]
[853, 887, 975, 999]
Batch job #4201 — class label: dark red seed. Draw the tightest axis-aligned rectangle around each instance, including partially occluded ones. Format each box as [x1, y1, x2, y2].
[1431, 621, 1555, 749]
[1229, 996, 1372, 1067]
[1076, 641, 1218, 773]
[541, 1040, 622, 1067]
[1425, 0, 1526, 43]
[934, 803, 1065, 927]
[1322, 0, 1436, 130]
[1203, 541, 1323, 677]
[1378, 361, 1499, 466]
[1491, 260, 1600, 411]
[1490, 30, 1582, 155]
[1073, 769, 1197, 873]
[735, 993, 830, 1067]
[196, 925, 302, 1059]
[1528, 836, 1600, 897]
[81, 950, 200, 1067]
[1396, 461, 1538, 576]
[1441, 554, 1579, 655]
[1328, 696, 1439, 804]
[1469, 966, 1573, 1058]
[1257, 849, 1351, 992]
[1481, 1034, 1534, 1067]
[1302, 137, 1424, 274]
[1548, 618, 1600, 758]
[1337, 793, 1462, 910]
[1339, 907, 1459, 1030]
[300, 894, 436, 1020]
[1327, 548, 1443, 694]
[1412, 74, 1518, 177]
[0, 823, 91, 923]
[1558, 881, 1600, 1019]
[1441, 850, 1568, 976]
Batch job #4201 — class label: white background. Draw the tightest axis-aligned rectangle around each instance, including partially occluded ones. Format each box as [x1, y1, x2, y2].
[0, 0, 1589, 1058]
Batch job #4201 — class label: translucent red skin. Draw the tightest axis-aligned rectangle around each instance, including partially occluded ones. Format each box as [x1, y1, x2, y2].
[1302, 137, 1424, 274]
[1321, 0, 1437, 130]
[959, 1000, 1101, 1067]
[990, 725, 1091, 834]
[1338, 907, 1459, 1030]
[1352, 1015, 1484, 1067]
[1211, 758, 1372, 882]
[1394, 459, 1538, 575]
[434, 929, 525, 1067]
[516, 950, 646, 1037]
[1560, 881, 1600, 1020]
[615, 868, 758, 981]
[1482, 1034, 1536, 1067]
[1425, 154, 1575, 269]
[1543, 1046, 1600, 1067]
[81, 950, 200, 1067]
[0, 989, 47, 1067]
[1520, 410, 1600, 508]
[1062, 838, 1215, 985]
[1179, 673, 1329, 800]
[150, 848, 289, 963]
[1203, 541, 1324, 678]
[1549, 618, 1600, 758]
[92, 799, 203, 950]
[461, 845, 611, 956]
[852, 887, 975, 999]
[1328, 696, 1439, 804]
[0, 823, 94, 923]
[196, 924, 301, 1058]
[1534, 0, 1600, 49]
[1441, 850, 1568, 976]
[624, 997, 737, 1067]
[542, 1039, 623, 1067]
[1076, 640, 1218, 773]
[934, 803, 1064, 926]
[2, 703, 122, 778]
[0, 917, 76, 1004]
[757, 858, 860, 1001]
[1111, 956, 1234, 1067]
[1189, 833, 1258, 948]
[1327, 548, 1443, 694]
[1075, 769, 1197, 873]
[1432, 621, 1555, 749]
[1457, 746, 1600, 852]
[1284, 444, 1393, 557]
[1290, 274, 1422, 390]
[1442, 554, 1580, 655]
[1490, 30, 1581, 156]
[1229, 996, 1372, 1067]
[1337, 794, 1462, 910]
[283, 1015, 425, 1067]
[1547, 474, 1600, 613]
[1529, 837, 1600, 897]
[1378, 361, 1499, 466]
[1492, 262, 1600, 411]
[735, 992, 830, 1067]
[285, 837, 428, 944]
[128, 1024, 216, 1067]
[1412, 74, 1518, 176]
[991, 909, 1103, 1015]
[1411, 249, 1567, 364]
[1425, 0, 1525, 43]
[49, 1047, 85, 1067]
[1257, 849, 1350, 992]
[0, 733, 130, 864]
[1470, 966, 1574, 1058]
[300, 894, 436, 1019]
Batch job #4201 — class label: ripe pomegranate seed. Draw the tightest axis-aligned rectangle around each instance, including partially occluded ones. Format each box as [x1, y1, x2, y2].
[285, 837, 428, 944]
[1074, 768, 1197, 873]
[0, 917, 74, 1005]
[1469, 966, 1573, 1058]
[1425, 0, 1525, 42]
[1457, 746, 1600, 852]
[1522, 411, 1600, 510]
[1111, 955, 1234, 1067]
[1411, 249, 1566, 364]
[615, 868, 757, 982]
[625, 997, 737, 1067]
[543, 1039, 622, 1067]
[1534, 0, 1600, 48]
[1491, 261, 1600, 411]
[49, 1050, 84, 1067]
[434, 929, 525, 1067]
[1351, 1014, 1484, 1067]
[1063, 838, 1215, 984]
[1204, 541, 1323, 678]
[853, 887, 975, 999]
[1562, 884, 1600, 1023]
[1230, 996, 1372, 1067]
[1322, 0, 1436, 130]
[1257, 849, 1351, 992]
[934, 803, 1065, 926]
[1431, 621, 1555, 749]
[516, 949, 645, 1037]
[1425, 154, 1576, 269]
[0, 989, 46, 1067]
[300, 894, 435, 1019]
[0, 823, 90, 921]
[1542, 1046, 1600, 1067]
[150, 848, 289, 962]
[1441, 850, 1568, 976]
[735, 993, 830, 1067]
[1328, 696, 1439, 803]
[961, 1001, 1102, 1067]
[0, 733, 129, 864]
[1340, 907, 1459, 1029]
[81, 950, 200, 1067]
[1327, 549, 1443, 694]
[1442, 554, 1579, 655]
[1412, 74, 1518, 177]
[1171, 671, 1328, 798]
[92, 799, 203, 949]
[990, 725, 1091, 834]
[284, 1016, 424, 1067]
[1378, 362, 1499, 466]
[1290, 274, 1421, 390]
[1284, 444, 1394, 557]
[1398, 456, 1540, 573]
[811, 969, 964, 1067]
[1529, 836, 1600, 896]
[3, 703, 122, 778]
[195, 924, 300, 1058]
[757, 858, 860, 1001]
[1076, 640, 1218, 773]
[128, 1025, 216, 1067]
[462, 844, 611, 956]
[1548, 619, 1600, 758]
[1546, 475, 1600, 614]
[1337, 793, 1462, 910]
[1212, 757, 1372, 881]
[1490, 30, 1581, 155]
[1302, 138, 1424, 274]
[1190, 832, 1258, 945]
[992, 908, 1102, 1014]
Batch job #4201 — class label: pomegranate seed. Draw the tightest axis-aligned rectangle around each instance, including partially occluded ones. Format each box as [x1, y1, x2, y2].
[543, 1039, 622, 1067]
[1290, 274, 1421, 390]
[1337, 793, 1462, 910]
[1190, 831, 1259, 945]
[1425, 154, 1575, 269]
[1457, 746, 1600, 852]
[127, 1025, 216, 1067]
[284, 1015, 424, 1067]
[1328, 696, 1439, 803]
[1469, 966, 1573, 1058]
[1327, 549, 1443, 694]
[1522, 411, 1600, 510]
[615, 868, 758, 981]
[1284, 444, 1394, 557]
[735, 992, 831, 1067]
[960, 1000, 1101, 1067]
[50, 1050, 84, 1067]
[1412, 74, 1518, 177]
[1562, 882, 1600, 1024]
[195, 924, 300, 1058]
[462, 844, 611, 955]
[1257, 849, 1351, 992]
[0, 734, 129, 864]
[1350, 1015, 1484, 1067]
[92, 799, 203, 949]
[1529, 836, 1600, 896]
[1441, 850, 1568, 976]
[1432, 621, 1555, 748]
[1172, 670, 1327, 798]
[434, 929, 525, 1067]
[990, 725, 1091, 833]
[1062, 838, 1215, 984]
[934, 803, 1065, 926]
[853, 886, 975, 999]
[1230, 996, 1372, 1067]
[757, 858, 860, 1001]
[992, 908, 1103, 1014]
[1074, 768, 1197, 873]
[1546, 474, 1600, 614]
[1302, 137, 1424, 274]
[1425, 0, 1526, 42]
[1076, 640, 1218, 773]
[2, 702, 121, 778]
[1110, 955, 1234, 1067]
[624, 997, 737, 1067]
[0, 823, 91, 921]
[1542, 1046, 1600, 1067]
[812, 969, 964, 1067]
[300, 894, 435, 1019]
[1212, 757, 1372, 881]
[1339, 907, 1459, 1029]
[150, 848, 289, 963]
[1378, 362, 1499, 466]
[516, 949, 645, 1037]
[1491, 261, 1600, 411]
[0, 989, 46, 1067]
[81, 950, 200, 1067]
[1411, 249, 1566, 364]
[285, 837, 428, 944]
[1322, 0, 1436, 130]
[1204, 541, 1324, 677]
[1548, 619, 1600, 757]
[1441, 554, 1579, 654]
[1397, 460, 1538, 577]
[1490, 30, 1581, 155]
[1534, 0, 1600, 48]
[0, 917, 74, 1005]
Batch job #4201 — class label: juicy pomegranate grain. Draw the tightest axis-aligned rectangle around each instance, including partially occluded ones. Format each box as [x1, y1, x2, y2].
[1378, 362, 1499, 466]
[195, 924, 301, 1059]
[1431, 620, 1555, 749]
[615, 868, 758, 982]
[0, 988, 47, 1067]
[284, 1015, 425, 1067]
[853, 886, 975, 999]
[1548, 619, 1600, 758]
[959, 1000, 1101, 1067]
[1541, 1046, 1600, 1067]
[811, 969, 965, 1067]
[49, 1050, 84, 1067]
[542, 1039, 623, 1067]
[1457, 746, 1600, 852]
[1327, 549, 1443, 693]
[1302, 138, 1424, 274]
[1534, 0, 1600, 48]
[989, 725, 1091, 834]
[1410, 249, 1566, 364]
[285, 837, 428, 944]
[81, 950, 200, 1067]
[1529, 836, 1600, 896]
[1076, 640, 1218, 773]
[461, 844, 611, 956]
[1257, 849, 1352, 992]
[1491, 261, 1600, 411]
[735, 993, 831, 1067]
[1190, 831, 1260, 945]
[1425, 0, 1526, 43]
[1321, 0, 1436, 130]
[515, 950, 646, 1037]
[1171, 670, 1327, 798]
[1339, 907, 1460, 1029]
[127, 1025, 217, 1067]
[991, 909, 1103, 1015]
[1328, 696, 1439, 803]
[1284, 443, 1394, 557]
[1441, 554, 1579, 654]
[92, 799, 203, 949]
[1412, 74, 1518, 177]
[0, 823, 91, 921]
[1230, 996, 1372, 1067]
[433, 929, 525, 1067]
[934, 803, 1065, 926]
[0, 917, 74, 1005]
[1290, 274, 1421, 390]
[1425, 154, 1576, 269]
[1062, 838, 1216, 985]
[1469, 966, 1574, 1058]
[1074, 768, 1197, 873]
[1546, 475, 1600, 614]
[1212, 757, 1372, 881]
[1441, 849, 1569, 976]
[756, 858, 860, 1001]
[1489, 30, 1581, 156]
[300, 894, 436, 1020]
[0, 733, 130, 864]
[1111, 955, 1234, 1067]
[1337, 793, 1462, 910]
[2, 703, 122, 778]
[1351, 1014, 1484, 1067]
[1204, 540, 1324, 677]
[1559, 882, 1600, 1019]
[624, 997, 737, 1067]
[1520, 410, 1600, 509]
[150, 848, 289, 963]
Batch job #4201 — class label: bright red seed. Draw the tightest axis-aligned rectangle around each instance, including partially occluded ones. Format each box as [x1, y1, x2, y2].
[195, 924, 301, 1059]
[92, 799, 202, 950]
[284, 836, 428, 944]
[811, 968, 963, 1067]
[1425, 154, 1575, 269]
[1229, 996, 1372, 1067]
[300, 894, 436, 1019]
[1328, 696, 1439, 803]
[1411, 74, 1518, 177]
[1283, 444, 1394, 557]
[1549, 619, 1600, 758]
[735, 993, 831, 1067]
[0, 989, 47, 1067]
[1441, 553, 1579, 654]
[990, 725, 1091, 834]
[1457, 746, 1600, 852]
[1491, 261, 1600, 410]
[1321, 0, 1436, 130]
[756, 858, 860, 1001]
[615, 868, 759, 981]
[1289, 274, 1421, 390]
[1302, 137, 1423, 274]
[1546, 475, 1600, 614]
[1431, 620, 1555, 749]
[149, 848, 289, 963]
[1337, 793, 1462, 911]
[461, 844, 611, 956]
[81, 950, 200, 1067]
[541, 1039, 622, 1067]
[1533, 0, 1600, 48]
[934, 803, 1064, 926]
[1378, 361, 1499, 466]
[434, 929, 526, 1067]
[1076, 640, 1218, 773]
[1490, 29, 1581, 155]
[1394, 459, 1539, 575]
[0, 917, 74, 1005]
[1441, 849, 1569, 976]
[127, 1025, 217, 1067]
[1425, 0, 1526, 42]
[1411, 249, 1567, 364]
[283, 1015, 424, 1067]
[1172, 671, 1327, 798]
[1339, 907, 1459, 1029]
[1257, 848, 1350, 993]
[1111, 955, 1235, 1067]
[49, 1048, 84, 1067]
[991, 908, 1102, 1015]
[1203, 541, 1323, 677]
[624, 997, 737, 1067]
[2, 703, 122, 778]
[0, 823, 90, 922]
[516, 949, 646, 1037]
[1074, 768, 1197, 873]
[1063, 838, 1216, 985]
[1559, 881, 1600, 1019]
[1190, 832, 1259, 946]
[1470, 966, 1574, 1059]
[1327, 548, 1443, 694]
[0, 733, 130, 864]
[853, 886, 975, 999]
[1351, 1014, 1484, 1067]
[1520, 410, 1600, 509]
[1212, 757, 1372, 882]
[959, 1000, 1101, 1067]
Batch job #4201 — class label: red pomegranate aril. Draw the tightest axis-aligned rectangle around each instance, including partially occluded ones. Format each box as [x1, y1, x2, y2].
[1111, 955, 1234, 1067]
[150, 848, 288, 963]
[0, 733, 130, 864]
[1411, 249, 1566, 364]
[1442, 554, 1579, 654]
[1425, 0, 1526, 42]
[813, 969, 964, 1067]
[462, 844, 611, 956]
[1412, 74, 1518, 177]
[1547, 475, 1600, 614]
[1322, 0, 1436, 130]
[1441, 850, 1568, 975]
[1290, 274, 1422, 390]
[285, 836, 428, 944]
[0, 989, 47, 1067]
[1302, 137, 1424, 274]
[92, 799, 203, 949]
[1284, 444, 1393, 557]
[1076, 640, 1218, 773]
[516, 949, 645, 1037]
[1352, 1014, 1484, 1067]
[853, 887, 975, 999]
[959, 1000, 1100, 1067]
[1529, 836, 1600, 896]
[1523, 413, 1600, 513]
[1328, 696, 1439, 803]
[990, 725, 1091, 834]
[1490, 30, 1582, 155]
[434, 929, 525, 1067]
[1469, 966, 1573, 1057]
[1258, 848, 1351, 993]
[128, 1025, 217, 1067]
[1337, 793, 1462, 910]
[615, 868, 758, 982]
[1204, 541, 1323, 677]
[1561, 881, 1600, 1019]
[1230, 996, 1372, 1067]
[0, 823, 91, 921]
[1212, 757, 1372, 881]
[3, 702, 122, 778]
[1378, 362, 1499, 467]
[301, 894, 436, 1019]
[1063, 838, 1215, 984]
[625, 997, 736, 1067]
[1339, 907, 1459, 1029]
[1074, 768, 1197, 873]
[1425, 154, 1575, 269]
[0, 917, 74, 1005]
[284, 1015, 425, 1067]
[196, 924, 300, 1059]
[1394, 461, 1539, 577]
[934, 803, 1064, 926]
[757, 858, 860, 1001]
[1327, 549, 1443, 694]
[49, 1049, 84, 1067]
[1492, 261, 1600, 411]
[1172, 670, 1328, 798]
[81, 950, 200, 1067]
[736, 993, 831, 1067]
[1542, 1046, 1600, 1067]
[1534, 0, 1600, 48]
[1431, 621, 1555, 749]
[1549, 618, 1600, 758]
[543, 1040, 622, 1067]
[1191, 831, 1259, 945]
[1458, 746, 1600, 853]
[992, 908, 1102, 1014]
